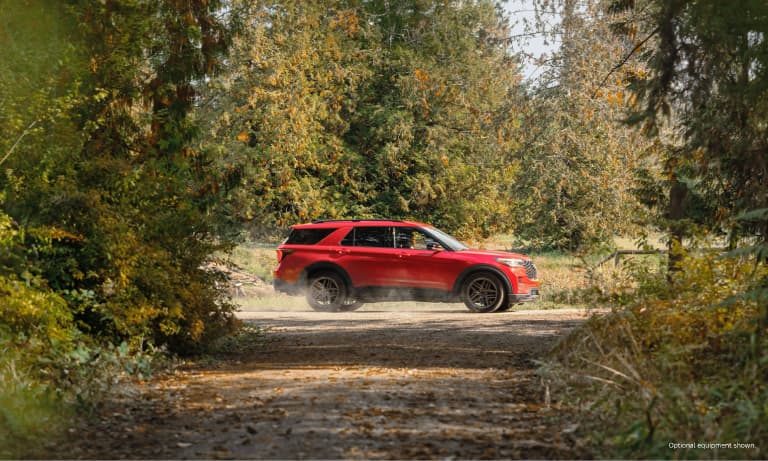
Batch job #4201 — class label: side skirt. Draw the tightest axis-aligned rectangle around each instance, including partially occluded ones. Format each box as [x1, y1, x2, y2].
[351, 286, 458, 303]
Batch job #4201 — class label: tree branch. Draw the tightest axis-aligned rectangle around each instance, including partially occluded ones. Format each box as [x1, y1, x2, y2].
[0, 119, 39, 167]
[592, 26, 660, 98]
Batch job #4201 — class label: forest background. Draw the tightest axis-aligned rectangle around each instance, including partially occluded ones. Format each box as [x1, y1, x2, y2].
[1, 0, 767, 458]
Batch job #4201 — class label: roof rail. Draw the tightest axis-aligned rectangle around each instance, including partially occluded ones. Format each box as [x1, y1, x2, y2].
[311, 218, 404, 224]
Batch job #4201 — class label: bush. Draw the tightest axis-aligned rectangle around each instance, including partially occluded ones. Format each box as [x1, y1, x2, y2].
[0, 273, 168, 457]
[0, 215, 171, 457]
[543, 249, 768, 459]
[0, 359, 65, 459]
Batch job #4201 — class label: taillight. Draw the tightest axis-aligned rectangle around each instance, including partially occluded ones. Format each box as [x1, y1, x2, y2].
[276, 249, 295, 263]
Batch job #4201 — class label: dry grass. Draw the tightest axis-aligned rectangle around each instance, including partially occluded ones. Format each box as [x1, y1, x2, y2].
[541, 248, 768, 459]
[229, 244, 277, 282]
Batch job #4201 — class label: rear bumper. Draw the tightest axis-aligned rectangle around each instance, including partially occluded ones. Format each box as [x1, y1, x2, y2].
[273, 278, 301, 295]
[510, 288, 539, 303]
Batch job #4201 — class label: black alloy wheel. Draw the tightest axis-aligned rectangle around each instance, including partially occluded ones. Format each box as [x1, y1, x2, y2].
[306, 271, 355, 312]
[461, 272, 508, 313]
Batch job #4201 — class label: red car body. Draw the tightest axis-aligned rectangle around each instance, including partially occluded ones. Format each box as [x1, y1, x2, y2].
[273, 219, 539, 312]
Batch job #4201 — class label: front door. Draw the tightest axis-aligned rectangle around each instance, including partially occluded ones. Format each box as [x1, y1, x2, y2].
[392, 226, 461, 290]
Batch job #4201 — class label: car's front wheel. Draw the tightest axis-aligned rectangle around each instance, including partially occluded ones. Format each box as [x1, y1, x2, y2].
[306, 271, 355, 312]
[461, 272, 508, 313]
[339, 298, 364, 312]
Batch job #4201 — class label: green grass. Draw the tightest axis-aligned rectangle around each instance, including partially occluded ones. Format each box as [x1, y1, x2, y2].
[0, 368, 69, 458]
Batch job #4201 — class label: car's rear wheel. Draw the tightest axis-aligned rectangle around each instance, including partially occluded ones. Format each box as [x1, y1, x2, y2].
[461, 272, 508, 313]
[306, 271, 355, 312]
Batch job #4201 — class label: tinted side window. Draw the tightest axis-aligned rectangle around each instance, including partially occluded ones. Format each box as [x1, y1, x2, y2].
[395, 227, 431, 250]
[285, 228, 337, 245]
[340, 228, 355, 246]
[345, 226, 393, 248]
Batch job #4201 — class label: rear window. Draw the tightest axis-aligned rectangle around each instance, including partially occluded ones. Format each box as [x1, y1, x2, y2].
[285, 228, 337, 245]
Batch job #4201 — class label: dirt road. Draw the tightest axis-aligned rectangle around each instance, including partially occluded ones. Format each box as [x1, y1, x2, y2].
[60, 303, 591, 459]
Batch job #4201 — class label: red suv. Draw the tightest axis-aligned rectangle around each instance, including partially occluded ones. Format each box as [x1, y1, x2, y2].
[273, 219, 539, 312]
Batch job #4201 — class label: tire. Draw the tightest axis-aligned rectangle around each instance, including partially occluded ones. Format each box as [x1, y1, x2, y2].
[339, 298, 364, 312]
[461, 272, 508, 313]
[306, 271, 353, 312]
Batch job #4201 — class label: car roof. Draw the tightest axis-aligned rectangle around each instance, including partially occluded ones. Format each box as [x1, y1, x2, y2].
[293, 219, 427, 228]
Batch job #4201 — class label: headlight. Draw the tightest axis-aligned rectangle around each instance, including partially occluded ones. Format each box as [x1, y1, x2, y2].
[497, 257, 525, 267]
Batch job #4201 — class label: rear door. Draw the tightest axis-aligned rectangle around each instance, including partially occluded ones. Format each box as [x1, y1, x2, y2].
[338, 226, 401, 287]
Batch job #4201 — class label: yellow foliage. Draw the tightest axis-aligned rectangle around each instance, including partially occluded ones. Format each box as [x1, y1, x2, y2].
[420, 96, 430, 115]
[188, 319, 204, 340]
[330, 9, 360, 37]
[415, 69, 432, 92]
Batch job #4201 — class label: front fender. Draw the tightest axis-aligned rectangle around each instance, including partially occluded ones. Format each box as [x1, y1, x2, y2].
[452, 265, 516, 295]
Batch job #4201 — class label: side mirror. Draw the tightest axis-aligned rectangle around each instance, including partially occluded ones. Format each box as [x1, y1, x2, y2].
[426, 241, 443, 251]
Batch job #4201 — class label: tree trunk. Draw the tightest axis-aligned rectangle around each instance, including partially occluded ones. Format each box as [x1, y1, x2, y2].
[667, 172, 687, 283]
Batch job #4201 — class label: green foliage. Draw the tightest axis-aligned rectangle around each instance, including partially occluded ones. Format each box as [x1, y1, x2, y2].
[0, 327, 165, 458]
[205, 0, 525, 238]
[0, 355, 65, 459]
[353, 0, 524, 238]
[1, 0, 241, 353]
[0, 0, 241, 453]
[0, 279, 69, 458]
[0, 206, 166, 456]
[618, 0, 768, 248]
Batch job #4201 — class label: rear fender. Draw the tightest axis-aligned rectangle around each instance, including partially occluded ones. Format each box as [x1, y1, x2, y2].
[301, 262, 354, 289]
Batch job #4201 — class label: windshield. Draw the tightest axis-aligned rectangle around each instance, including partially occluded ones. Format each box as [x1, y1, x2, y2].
[423, 226, 469, 251]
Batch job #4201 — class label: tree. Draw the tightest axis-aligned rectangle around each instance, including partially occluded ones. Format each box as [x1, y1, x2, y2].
[354, 0, 526, 238]
[616, 0, 768, 312]
[201, 1, 373, 235]
[511, 0, 657, 252]
[206, 0, 527, 239]
[0, 0, 240, 352]
[623, 0, 768, 243]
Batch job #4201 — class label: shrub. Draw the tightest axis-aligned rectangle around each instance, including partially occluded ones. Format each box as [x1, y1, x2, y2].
[0, 212, 171, 457]
[543, 249, 768, 459]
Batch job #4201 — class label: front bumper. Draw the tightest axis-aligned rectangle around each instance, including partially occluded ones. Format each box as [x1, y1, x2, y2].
[510, 288, 539, 303]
